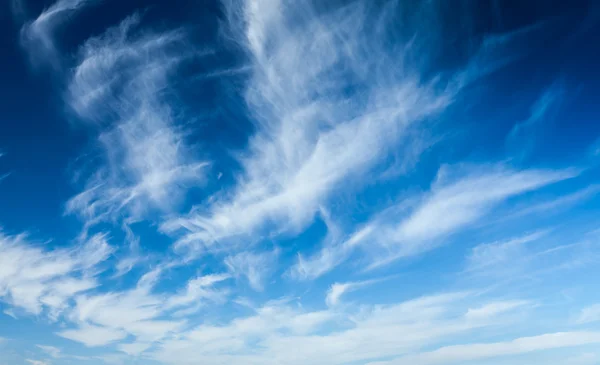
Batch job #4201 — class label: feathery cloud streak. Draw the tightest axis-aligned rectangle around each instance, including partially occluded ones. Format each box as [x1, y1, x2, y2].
[292, 165, 577, 279]
[162, 0, 460, 254]
[65, 15, 209, 227]
[20, 0, 98, 67]
[0, 231, 112, 318]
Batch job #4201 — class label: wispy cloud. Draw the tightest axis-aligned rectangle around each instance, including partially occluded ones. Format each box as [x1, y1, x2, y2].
[0, 231, 112, 317]
[292, 165, 576, 278]
[0, 172, 11, 183]
[0, 152, 9, 183]
[466, 231, 548, 273]
[56, 268, 228, 351]
[577, 304, 600, 324]
[3, 308, 17, 319]
[507, 184, 600, 219]
[506, 80, 566, 159]
[26, 360, 50, 365]
[57, 323, 127, 347]
[161, 0, 465, 255]
[165, 273, 230, 312]
[465, 228, 600, 283]
[36, 345, 61, 358]
[369, 332, 600, 365]
[20, 0, 98, 68]
[389, 166, 574, 247]
[65, 14, 210, 228]
[325, 278, 386, 307]
[225, 249, 279, 291]
[566, 352, 600, 365]
[148, 292, 538, 365]
[9, 0, 26, 21]
[464, 300, 531, 320]
[62, 288, 182, 347]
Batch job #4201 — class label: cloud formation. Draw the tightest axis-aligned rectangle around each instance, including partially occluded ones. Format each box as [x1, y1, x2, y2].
[4, 0, 600, 364]
[20, 0, 97, 67]
[292, 165, 576, 279]
[0, 231, 112, 318]
[161, 0, 458, 254]
[65, 15, 209, 228]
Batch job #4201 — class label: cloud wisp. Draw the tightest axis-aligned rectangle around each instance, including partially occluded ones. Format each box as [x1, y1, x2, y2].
[0, 231, 112, 319]
[65, 14, 210, 229]
[292, 164, 577, 279]
[20, 0, 98, 68]
[369, 331, 600, 365]
[162, 0, 463, 255]
[56, 269, 230, 353]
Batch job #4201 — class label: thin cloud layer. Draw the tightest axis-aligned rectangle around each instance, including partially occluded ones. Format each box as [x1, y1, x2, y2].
[65, 15, 209, 227]
[0, 232, 111, 317]
[369, 331, 600, 365]
[20, 0, 97, 67]
[291, 165, 577, 279]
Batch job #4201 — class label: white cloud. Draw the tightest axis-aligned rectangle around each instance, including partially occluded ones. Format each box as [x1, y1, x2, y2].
[464, 300, 531, 320]
[20, 0, 97, 67]
[165, 273, 230, 311]
[149, 292, 534, 365]
[391, 166, 575, 246]
[325, 278, 386, 307]
[60, 268, 228, 350]
[589, 137, 600, 158]
[0, 231, 111, 317]
[36, 345, 61, 358]
[290, 221, 374, 280]
[370, 331, 600, 365]
[26, 360, 49, 365]
[292, 165, 576, 278]
[0, 152, 9, 183]
[577, 304, 600, 324]
[161, 0, 460, 255]
[57, 324, 127, 347]
[225, 250, 278, 291]
[466, 231, 548, 273]
[506, 184, 600, 220]
[325, 282, 354, 308]
[465, 229, 600, 282]
[66, 289, 181, 345]
[65, 14, 209, 228]
[9, 0, 26, 21]
[506, 80, 565, 158]
[117, 342, 152, 356]
[3, 308, 17, 319]
[566, 352, 600, 365]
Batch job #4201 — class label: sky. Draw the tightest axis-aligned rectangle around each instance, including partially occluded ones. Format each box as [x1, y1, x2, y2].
[1, 0, 600, 364]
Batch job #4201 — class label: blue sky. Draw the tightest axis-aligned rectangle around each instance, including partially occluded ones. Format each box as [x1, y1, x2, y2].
[1, 0, 600, 364]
